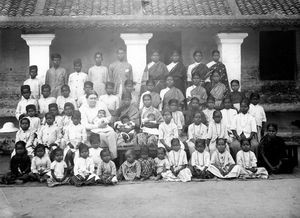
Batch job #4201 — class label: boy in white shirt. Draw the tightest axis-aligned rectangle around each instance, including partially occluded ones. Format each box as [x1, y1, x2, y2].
[56, 84, 77, 113]
[221, 97, 237, 142]
[15, 85, 38, 120]
[77, 81, 94, 108]
[38, 84, 56, 117]
[99, 82, 119, 116]
[23, 65, 41, 99]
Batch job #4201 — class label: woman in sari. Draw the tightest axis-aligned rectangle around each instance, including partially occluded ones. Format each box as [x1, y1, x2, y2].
[167, 50, 186, 95]
[209, 71, 227, 108]
[187, 50, 209, 86]
[141, 50, 169, 94]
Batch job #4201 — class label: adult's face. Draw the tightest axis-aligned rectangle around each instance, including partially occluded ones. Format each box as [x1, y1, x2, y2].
[87, 94, 98, 107]
[117, 50, 126, 61]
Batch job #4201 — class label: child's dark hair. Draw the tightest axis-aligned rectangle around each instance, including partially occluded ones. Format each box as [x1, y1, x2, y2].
[143, 94, 152, 100]
[213, 110, 222, 117]
[222, 97, 232, 105]
[48, 103, 58, 111]
[45, 112, 54, 119]
[20, 117, 30, 125]
[191, 71, 201, 79]
[230, 80, 240, 86]
[212, 50, 220, 56]
[162, 109, 172, 116]
[121, 91, 132, 100]
[250, 92, 260, 100]
[207, 95, 215, 103]
[15, 141, 27, 153]
[193, 50, 202, 57]
[94, 51, 103, 58]
[190, 97, 200, 103]
[157, 147, 166, 155]
[73, 58, 82, 65]
[34, 144, 46, 156]
[42, 84, 51, 91]
[216, 138, 226, 145]
[146, 80, 155, 86]
[240, 138, 250, 146]
[125, 149, 136, 158]
[84, 81, 94, 88]
[53, 147, 63, 156]
[78, 143, 89, 153]
[72, 110, 81, 119]
[168, 99, 178, 106]
[51, 53, 61, 60]
[267, 123, 278, 131]
[29, 65, 38, 71]
[171, 138, 180, 146]
[165, 74, 174, 80]
[61, 84, 70, 91]
[140, 146, 149, 155]
[124, 79, 135, 87]
[64, 102, 75, 110]
[100, 149, 111, 158]
[195, 139, 206, 148]
[240, 98, 250, 106]
[105, 82, 115, 89]
[21, 85, 30, 93]
[26, 104, 36, 113]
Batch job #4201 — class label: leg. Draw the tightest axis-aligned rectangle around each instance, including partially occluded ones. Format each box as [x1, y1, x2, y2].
[230, 139, 241, 160]
[250, 138, 259, 157]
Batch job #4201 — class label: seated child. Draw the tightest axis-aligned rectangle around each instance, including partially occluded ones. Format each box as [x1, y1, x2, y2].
[221, 97, 237, 142]
[207, 110, 228, 155]
[38, 84, 56, 118]
[56, 84, 77, 114]
[202, 96, 216, 124]
[153, 147, 174, 181]
[138, 146, 155, 180]
[228, 80, 244, 111]
[141, 112, 160, 136]
[237, 139, 268, 179]
[208, 138, 241, 179]
[186, 71, 207, 105]
[70, 143, 99, 186]
[168, 99, 185, 135]
[15, 85, 38, 120]
[187, 111, 207, 155]
[190, 139, 212, 179]
[118, 149, 141, 181]
[209, 70, 227, 108]
[99, 82, 120, 116]
[77, 81, 94, 108]
[1, 141, 31, 184]
[29, 144, 51, 182]
[168, 138, 192, 182]
[139, 80, 161, 109]
[26, 104, 41, 134]
[92, 109, 114, 133]
[47, 148, 70, 187]
[97, 149, 118, 185]
[23, 65, 41, 99]
[114, 115, 136, 143]
[89, 143, 103, 173]
[249, 92, 266, 142]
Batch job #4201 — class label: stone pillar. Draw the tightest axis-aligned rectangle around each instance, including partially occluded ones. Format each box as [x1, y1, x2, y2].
[120, 33, 153, 94]
[216, 33, 248, 90]
[21, 34, 55, 84]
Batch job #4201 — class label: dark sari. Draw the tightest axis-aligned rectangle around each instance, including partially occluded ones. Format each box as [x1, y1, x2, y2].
[116, 104, 140, 126]
[208, 61, 230, 90]
[168, 62, 186, 95]
[191, 63, 209, 82]
[162, 87, 185, 110]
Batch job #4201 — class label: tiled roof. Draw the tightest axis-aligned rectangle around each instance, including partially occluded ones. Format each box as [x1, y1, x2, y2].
[0, 0, 38, 16]
[235, 0, 300, 16]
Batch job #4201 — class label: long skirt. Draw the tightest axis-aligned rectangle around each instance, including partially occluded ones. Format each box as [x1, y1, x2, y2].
[239, 167, 268, 179]
[207, 164, 241, 179]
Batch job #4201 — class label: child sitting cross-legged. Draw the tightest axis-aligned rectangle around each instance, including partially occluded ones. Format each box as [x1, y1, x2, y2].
[47, 148, 70, 187]
[237, 139, 268, 179]
[190, 139, 213, 179]
[168, 138, 192, 182]
[153, 147, 174, 181]
[118, 149, 141, 181]
[97, 149, 118, 185]
[29, 144, 51, 183]
[207, 138, 241, 179]
[70, 143, 99, 187]
[138, 146, 155, 180]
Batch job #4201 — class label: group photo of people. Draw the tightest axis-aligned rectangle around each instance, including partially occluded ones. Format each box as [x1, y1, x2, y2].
[0, 47, 295, 187]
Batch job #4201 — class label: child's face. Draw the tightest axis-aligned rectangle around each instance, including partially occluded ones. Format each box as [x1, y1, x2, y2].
[143, 96, 152, 108]
[217, 140, 226, 153]
[171, 52, 180, 62]
[169, 103, 178, 112]
[251, 96, 259, 105]
[157, 150, 165, 160]
[117, 50, 126, 61]
[267, 126, 277, 138]
[74, 63, 82, 72]
[223, 99, 232, 109]
[240, 102, 249, 114]
[80, 149, 89, 159]
[36, 148, 45, 158]
[166, 77, 174, 88]
[192, 75, 200, 86]
[212, 52, 220, 62]
[97, 110, 106, 118]
[42, 88, 50, 98]
[195, 143, 205, 153]
[22, 89, 31, 99]
[105, 85, 114, 95]
[52, 58, 61, 68]
[171, 141, 181, 152]
[231, 82, 239, 92]
[146, 83, 154, 92]
[193, 52, 202, 63]
[241, 141, 251, 152]
[211, 72, 220, 83]
[20, 120, 30, 131]
[29, 69, 37, 79]
[64, 106, 73, 116]
[122, 98, 131, 107]
[193, 113, 202, 125]
[72, 116, 80, 125]
[61, 87, 70, 98]
[213, 112, 222, 123]
[151, 52, 160, 62]
[207, 100, 215, 109]
[140, 152, 148, 160]
[15, 144, 25, 155]
[102, 153, 111, 163]
[84, 85, 93, 94]
[27, 108, 36, 117]
[95, 54, 102, 66]
[46, 115, 54, 125]
[126, 153, 135, 163]
[125, 84, 134, 93]
[49, 107, 59, 116]
[55, 151, 64, 162]
[163, 112, 172, 123]
[191, 100, 200, 110]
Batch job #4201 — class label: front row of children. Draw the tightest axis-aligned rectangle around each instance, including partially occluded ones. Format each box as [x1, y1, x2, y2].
[1, 134, 269, 186]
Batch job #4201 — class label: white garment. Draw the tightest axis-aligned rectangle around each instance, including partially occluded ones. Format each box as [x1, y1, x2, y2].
[158, 121, 184, 150]
[206, 61, 216, 69]
[15, 98, 38, 120]
[98, 94, 119, 112]
[159, 87, 170, 110]
[73, 157, 95, 177]
[172, 111, 185, 130]
[248, 104, 267, 127]
[231, 113, 257, 138]
[167, 62, 178, 72]
[187, 123, 208, 141]
[187, 62, 200, 82]
[88, 65, 108, 96]
[221, 108, 237, 134]
[89, 147, 103, 171]
[207, 121, 228, 153]
[168, 150, 192, 182]
[31, 155, 51, 174]
[64, 123, 87, 147]
[27, 116, 41, 133]
[147, 62, 155, 69]
[202, 108, 215, 124]
[236, 150, 257, 168]
[38, 124, 62, 147]
[56, 96, 77, 113]
[186, 85, 196, 100]
[38, 96, 56, 115]
[191, 150, 210, 171]
[24, 78, 41, 99]
[50, 160, 67, 179]
[68, 72, 88, 100]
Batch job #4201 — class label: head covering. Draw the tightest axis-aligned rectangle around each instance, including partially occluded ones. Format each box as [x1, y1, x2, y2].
[0, 122, 19, 133]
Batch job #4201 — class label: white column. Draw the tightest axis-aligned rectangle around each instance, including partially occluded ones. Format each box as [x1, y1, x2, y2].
[21, 34, 55, 84]
[120, 33, 153, 94]
[216, 33, 248, 90]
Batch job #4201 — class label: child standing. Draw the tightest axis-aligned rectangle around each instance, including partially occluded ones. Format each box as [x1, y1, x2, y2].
[168, 99, 185, 135]
[47, 148, 69, 187]
[71, 143, 99, 186]
[249, 93, 267, 142]
[29, 144, 51, 182]
[138, 146, 155, 180]
[99, 82, 119, 116]
[153, 147, 174, 181]
[190, 139, 212, 179]
[68, 58, 88, 102]
[97, 149, 118, 185]
[209, 70, 227, 108]
[1, 141, 31, 184]
[139, 80, 161, 109]
[202, 96, 216, 124]
[228, 80, 244, 111]
[187, 112, 208, 155]
[26, 104, 41, 133]
[15, 85, 38, 120]
[237, 139, 268, 179]
[123, 79, 139, 106]
[56, 85, 77, 114]
[221, 97, 237, 142]
[208, 138, 241, 179]
[186, 72, 207, 105]
[118, 149, 141, 181]
[47, 103, 63, 130]
[23, 65, 41, 99]
[168, 138, 192, 182]
[38, 84, 56, 117]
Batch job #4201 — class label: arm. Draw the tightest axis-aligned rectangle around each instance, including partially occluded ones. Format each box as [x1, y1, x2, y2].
[82, 127, 87, 144]
[55, 127, 62, 146]
[135, 161, 141, 179]
[111, 162, 117, 176]
[80, 107, 98, 130]
[51, 169, 58, 182]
